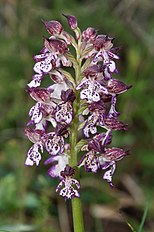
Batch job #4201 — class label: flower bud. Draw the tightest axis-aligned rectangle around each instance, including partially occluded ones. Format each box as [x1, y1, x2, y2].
[42, 19, 63, 35]
[82, 27, 97, 42]
[44, 37, 68, 54]
[63, 14, 77, 30]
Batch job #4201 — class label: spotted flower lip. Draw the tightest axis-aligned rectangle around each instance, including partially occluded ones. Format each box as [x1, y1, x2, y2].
[83, 114, 98, 138]
[102, 161, 116, 187]
[26, 87, 57, 129]
[99, 148, 129, 186]
[41, 19, 63, 35]
[43, 132, 65, 156]
[83, 108, 106, 138]
[33, 53, 55, 74]
[76, 78, 108, 103]
[25, 143, 43, 166]
[56, 165, 80, 200]
[54, 102, 73, 125]
[25, 128, 44, 166]
[56, 176, 80, 200]
[59, 91, 76, 119]
[27, 74, 45, 88]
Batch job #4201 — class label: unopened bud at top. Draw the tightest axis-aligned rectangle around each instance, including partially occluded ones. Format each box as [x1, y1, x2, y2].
[63, 14, 78, 30]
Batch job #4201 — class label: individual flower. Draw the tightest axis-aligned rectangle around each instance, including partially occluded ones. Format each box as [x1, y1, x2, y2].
[42, 18, 71, 45]
[54, 89, 76, 125]
[78, 150, 100, 173]
[33, 38, 72, 76]
[43, 132, 65, 156]
[83, 100, 106, 137]
[24, 128, 44, 166]
[76, 78, 108, 103]
[27, 87, 56, 130]
[56, 165, 80, 200]
[99, 148, 129, 186]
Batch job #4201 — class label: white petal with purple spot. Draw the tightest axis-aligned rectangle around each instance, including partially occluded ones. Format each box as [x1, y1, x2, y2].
[29, 103, 43, 124]
[48, 154, 69, 178]
[56, 177, 80, 199]
[25, 143, 42, 166]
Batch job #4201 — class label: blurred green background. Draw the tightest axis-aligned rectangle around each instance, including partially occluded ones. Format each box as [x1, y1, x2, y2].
[0, 0, 154, 231]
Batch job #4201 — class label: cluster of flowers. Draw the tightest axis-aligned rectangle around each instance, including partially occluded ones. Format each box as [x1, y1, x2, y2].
[25, 15, 132, 200]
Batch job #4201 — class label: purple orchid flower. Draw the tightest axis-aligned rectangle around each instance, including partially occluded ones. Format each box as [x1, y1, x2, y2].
[25, 15, 131, 200]
[56, 165, 80, 200]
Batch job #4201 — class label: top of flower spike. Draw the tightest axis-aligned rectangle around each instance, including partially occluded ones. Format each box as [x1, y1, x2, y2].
[25, 14, 132, 199]
[62, 14, 78, 30]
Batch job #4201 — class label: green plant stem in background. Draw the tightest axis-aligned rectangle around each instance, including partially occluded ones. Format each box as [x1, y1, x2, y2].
[72, 197, 84, 232]
[69, 35, 85, 232]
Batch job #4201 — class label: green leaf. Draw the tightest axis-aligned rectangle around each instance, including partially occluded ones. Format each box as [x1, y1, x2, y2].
[78, 120, 86, 131]
[0, 224, 37, 232]
[59, 68, 75, 87]
[81, 44, 94, 58]
[138, 197, 149, 232]
[75, 139, 87, 153]
[126, 222, 136, 232]
[78, 104, 88, 115]
[81, 57, 93, 72]
[70, 35, 78, 49]
[65, 52, 77, 68]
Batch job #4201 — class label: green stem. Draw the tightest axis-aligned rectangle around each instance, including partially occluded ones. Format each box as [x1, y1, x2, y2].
[72, 197, 84, 232]
[69, 31, 85, 232]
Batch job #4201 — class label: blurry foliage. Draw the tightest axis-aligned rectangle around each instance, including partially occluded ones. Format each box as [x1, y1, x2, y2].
[0, 0, 154, 231]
